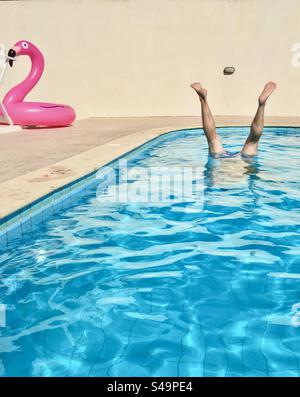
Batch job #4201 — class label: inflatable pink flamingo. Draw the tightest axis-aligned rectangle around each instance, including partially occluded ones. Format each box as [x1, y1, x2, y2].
[0, 40, 76, 127]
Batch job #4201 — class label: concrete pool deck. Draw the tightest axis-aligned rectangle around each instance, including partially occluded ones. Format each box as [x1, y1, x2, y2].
[0, 116, 300, 220]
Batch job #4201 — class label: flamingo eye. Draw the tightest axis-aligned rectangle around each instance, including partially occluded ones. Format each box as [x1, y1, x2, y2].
[21, 42, 29, 49]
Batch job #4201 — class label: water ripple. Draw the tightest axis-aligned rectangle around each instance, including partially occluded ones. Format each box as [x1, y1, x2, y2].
[0, 128, 300, 376]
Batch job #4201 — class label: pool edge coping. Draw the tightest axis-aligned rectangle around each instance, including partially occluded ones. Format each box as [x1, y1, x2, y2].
[1, 123, 299, 222]
[0, 125, 187, 221]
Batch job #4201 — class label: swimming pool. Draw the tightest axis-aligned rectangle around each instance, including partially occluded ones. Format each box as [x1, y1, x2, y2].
[0, 126, 300, 376]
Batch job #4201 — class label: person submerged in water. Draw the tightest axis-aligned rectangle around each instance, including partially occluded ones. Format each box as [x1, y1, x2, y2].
[190, 81, 277, 158]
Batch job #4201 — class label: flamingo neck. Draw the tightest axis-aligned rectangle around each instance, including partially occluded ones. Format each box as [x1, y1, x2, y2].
[3, 49, 44, 105]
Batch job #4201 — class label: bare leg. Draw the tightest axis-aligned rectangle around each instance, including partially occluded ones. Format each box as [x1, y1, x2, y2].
[242, 81, 277, 156]
[191, 82, 224, 154]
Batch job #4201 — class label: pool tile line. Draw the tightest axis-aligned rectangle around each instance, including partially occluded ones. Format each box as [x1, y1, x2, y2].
[0, 126, 298, 251]
[0, 126, 191, 226]
[0, 171, 97, 251]
[0, 127, 189, 250]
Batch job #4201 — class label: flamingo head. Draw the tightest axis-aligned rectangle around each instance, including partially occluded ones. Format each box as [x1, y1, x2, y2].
[7, 40, 40, 67]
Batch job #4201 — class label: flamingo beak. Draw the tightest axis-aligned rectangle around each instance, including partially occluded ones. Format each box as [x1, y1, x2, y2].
[8, 49, 16, 67]
[7, 46, 20, 67]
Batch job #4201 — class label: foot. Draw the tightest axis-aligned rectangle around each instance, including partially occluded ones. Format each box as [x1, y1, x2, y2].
[258, 81, 277, 105]
[190, 82, 207, 101]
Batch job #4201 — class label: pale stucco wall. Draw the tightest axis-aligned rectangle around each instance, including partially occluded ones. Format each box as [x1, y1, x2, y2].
[0, 0, 299, 119]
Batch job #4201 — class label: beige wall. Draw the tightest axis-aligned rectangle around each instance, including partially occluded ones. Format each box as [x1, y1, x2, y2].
[0, 0, 300, 119]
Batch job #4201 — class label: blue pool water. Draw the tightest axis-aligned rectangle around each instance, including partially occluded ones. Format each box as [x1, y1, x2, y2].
[0, 127, 300, 377]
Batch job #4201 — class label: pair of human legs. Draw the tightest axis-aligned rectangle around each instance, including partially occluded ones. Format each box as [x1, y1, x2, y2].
[191, 81, 277, 156]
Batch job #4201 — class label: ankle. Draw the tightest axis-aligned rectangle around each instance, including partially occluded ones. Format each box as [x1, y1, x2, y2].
[258, 99, 266, 107]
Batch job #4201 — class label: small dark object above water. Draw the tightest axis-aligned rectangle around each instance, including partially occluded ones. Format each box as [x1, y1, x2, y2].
[223, 66, 235, 75]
